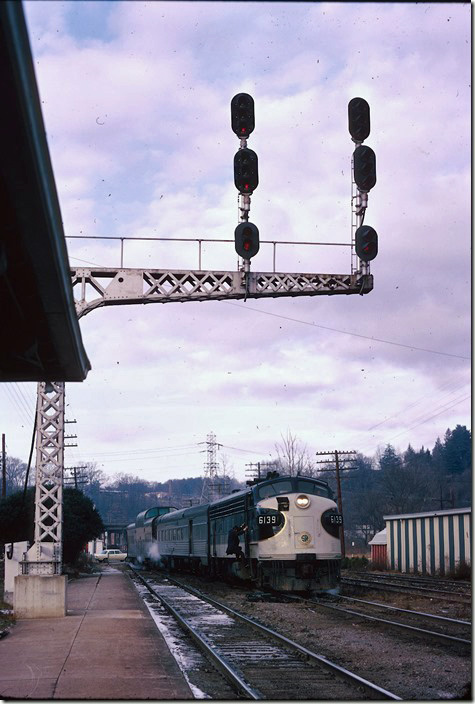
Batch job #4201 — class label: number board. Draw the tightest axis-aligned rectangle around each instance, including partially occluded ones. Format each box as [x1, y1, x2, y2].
[257, 514, 279, 525]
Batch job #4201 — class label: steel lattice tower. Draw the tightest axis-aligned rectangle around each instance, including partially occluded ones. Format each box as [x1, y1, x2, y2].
[201, 432, 222, 503]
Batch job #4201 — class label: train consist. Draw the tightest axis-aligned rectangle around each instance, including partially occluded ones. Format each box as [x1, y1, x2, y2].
[127, 473, 342, 592]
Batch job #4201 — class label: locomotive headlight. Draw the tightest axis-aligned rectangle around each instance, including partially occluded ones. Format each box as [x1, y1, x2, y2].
[295, 494, 310, 509]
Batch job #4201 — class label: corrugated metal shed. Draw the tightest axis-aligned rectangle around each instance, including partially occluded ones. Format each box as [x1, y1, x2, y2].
[369, 528, 387, 565]
[384, 507, 471, 575]
[369, 528, 387, 545]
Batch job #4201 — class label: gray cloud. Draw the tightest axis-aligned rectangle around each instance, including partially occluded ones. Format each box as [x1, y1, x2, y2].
[4, 0, 468, 482]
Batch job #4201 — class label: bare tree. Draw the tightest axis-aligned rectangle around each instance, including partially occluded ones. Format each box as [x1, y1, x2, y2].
[4, 455, 28, 494]
[274, 430, 315, 476]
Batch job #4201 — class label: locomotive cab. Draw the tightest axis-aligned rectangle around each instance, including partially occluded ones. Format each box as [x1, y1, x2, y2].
[248, 475, 342, 592]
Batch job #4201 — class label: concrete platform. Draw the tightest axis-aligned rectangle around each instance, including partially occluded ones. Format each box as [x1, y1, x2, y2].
[0, 568, 193, 700]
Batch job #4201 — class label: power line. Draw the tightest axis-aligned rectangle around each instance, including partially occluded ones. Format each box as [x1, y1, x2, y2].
[385, 394, 470, 443]
[83, 443, 201, 459]
[388, 391, 470, 437]
[82, 449, 203, 464]
[7, 383, 31, 421]
[13, 382, 36, 414]
[79, 442, 266, 462]
[225, 302, 470, 360]
[221, 443, 268, 455]
[367, 380, 469, 431]
[2, 384, 31, 426]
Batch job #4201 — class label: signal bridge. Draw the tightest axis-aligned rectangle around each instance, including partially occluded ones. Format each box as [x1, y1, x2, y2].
[22, 96, 378, 610]
[71, 255, 373, 319]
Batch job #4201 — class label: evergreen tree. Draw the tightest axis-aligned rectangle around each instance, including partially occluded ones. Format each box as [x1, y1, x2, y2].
[0, 487, 35, 543]
[62, 489, 104, 564]
[378, 444, 429, 514]
[443, 425, 471, 474]
[0, 487, 103, 565]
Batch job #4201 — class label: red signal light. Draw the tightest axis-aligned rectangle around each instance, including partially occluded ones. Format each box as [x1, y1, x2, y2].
[355, 225, 378, 262]
[231, 93, 255, 138]
[235, 221, 259, 259]
[233, 147, 258, 194]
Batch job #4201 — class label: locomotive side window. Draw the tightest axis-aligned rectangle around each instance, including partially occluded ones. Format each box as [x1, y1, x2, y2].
[152, 517, 158, 539]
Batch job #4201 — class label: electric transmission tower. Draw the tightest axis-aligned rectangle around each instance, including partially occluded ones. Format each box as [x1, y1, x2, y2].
[201, 432, 223, 503]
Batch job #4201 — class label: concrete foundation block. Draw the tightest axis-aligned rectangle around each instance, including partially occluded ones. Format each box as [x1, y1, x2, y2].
[14, 575, 67, 618]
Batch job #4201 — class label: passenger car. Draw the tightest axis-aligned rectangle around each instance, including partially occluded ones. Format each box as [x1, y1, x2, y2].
[94, 548, 127, 562]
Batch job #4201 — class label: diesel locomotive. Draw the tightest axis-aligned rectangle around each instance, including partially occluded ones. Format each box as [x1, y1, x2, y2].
[127, 473, 342, 592]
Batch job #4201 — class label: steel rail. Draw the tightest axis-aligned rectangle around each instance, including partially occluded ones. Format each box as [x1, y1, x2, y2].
[308, 600, 471, 646]
[331, 594, 471, 625]
[166, 577, 402, 701]
[347, 571, 471, 593]
[130, 567, 261, 700]
[341, 576, 470, 603]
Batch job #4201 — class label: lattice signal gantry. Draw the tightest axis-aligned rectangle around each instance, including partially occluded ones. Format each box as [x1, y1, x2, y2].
[71, 268, 373, 317]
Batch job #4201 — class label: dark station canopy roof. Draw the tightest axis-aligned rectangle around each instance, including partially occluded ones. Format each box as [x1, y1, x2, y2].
[0, 1, 90, 381]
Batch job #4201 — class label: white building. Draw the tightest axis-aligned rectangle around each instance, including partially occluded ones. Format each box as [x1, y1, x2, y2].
[384, 507, 471, 575]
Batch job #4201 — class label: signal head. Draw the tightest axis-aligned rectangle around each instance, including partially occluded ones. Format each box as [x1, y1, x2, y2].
[353, 145, 376, 192]
[234, 147, 259, 194]
[355, 225, 378, 262]
[235, 221, 260, 259]
[348, 97, 370, 142]
[231, 93, 255, 138]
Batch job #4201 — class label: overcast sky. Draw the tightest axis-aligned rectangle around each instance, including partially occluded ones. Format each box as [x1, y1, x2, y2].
[2, 2, 470, 484]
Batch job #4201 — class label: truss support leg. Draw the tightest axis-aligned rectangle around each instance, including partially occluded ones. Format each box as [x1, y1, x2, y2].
[15, 382, 67, 617]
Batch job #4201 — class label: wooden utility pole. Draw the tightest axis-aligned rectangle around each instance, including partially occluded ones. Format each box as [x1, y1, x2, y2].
[1, 433, 6, 498]
[315, 450, 358, 558]
[64, 465, 87, 490]
[245, 461, 262, 480]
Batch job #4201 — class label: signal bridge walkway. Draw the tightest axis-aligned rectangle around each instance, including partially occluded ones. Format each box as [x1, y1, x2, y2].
[0, 567, 192, 700]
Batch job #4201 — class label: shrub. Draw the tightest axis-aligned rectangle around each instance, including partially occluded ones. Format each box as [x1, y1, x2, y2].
[447, 561, 471, 581]
[370, 559, 387, 571]
[341, 556, 369, 571]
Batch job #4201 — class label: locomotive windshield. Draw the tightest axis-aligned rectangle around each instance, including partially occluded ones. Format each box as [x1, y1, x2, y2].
[295, 479, 333, 499]
[256, 480, 292, 499]
[254, 477, 333, 501]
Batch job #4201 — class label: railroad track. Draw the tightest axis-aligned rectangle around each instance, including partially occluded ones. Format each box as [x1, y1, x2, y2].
[348, 571, 471, 595]
[308, 594, 471, 648]
[128, 567, 401, 700]
[341, 574, 471, 603]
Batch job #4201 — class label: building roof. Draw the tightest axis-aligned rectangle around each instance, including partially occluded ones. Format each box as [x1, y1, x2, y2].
[384, 507, 471, 521]
[368, 528, 387, 545]
[0, 2, 90, 381]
